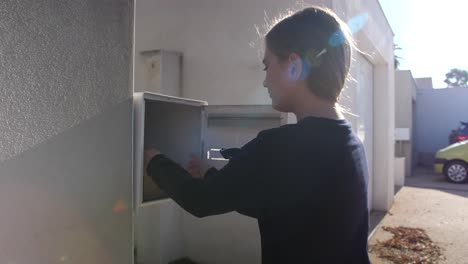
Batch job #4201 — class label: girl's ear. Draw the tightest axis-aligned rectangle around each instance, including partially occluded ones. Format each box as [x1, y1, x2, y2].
[287, 53, 303, 81]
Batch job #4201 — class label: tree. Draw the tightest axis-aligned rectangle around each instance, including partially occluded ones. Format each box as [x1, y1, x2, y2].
[444, 68, 468, 88]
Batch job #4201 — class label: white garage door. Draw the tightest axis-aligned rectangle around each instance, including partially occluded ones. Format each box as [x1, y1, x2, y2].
[356, 54, 374, 209]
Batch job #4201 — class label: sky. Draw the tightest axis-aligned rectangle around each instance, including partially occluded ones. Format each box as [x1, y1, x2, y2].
[378, 0, 468, 88]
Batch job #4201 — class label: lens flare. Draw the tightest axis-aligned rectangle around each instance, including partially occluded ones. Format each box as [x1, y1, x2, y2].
[329, 13, 369, 47]
[348, 13, 369, 34]
[112, 199, 128, 213]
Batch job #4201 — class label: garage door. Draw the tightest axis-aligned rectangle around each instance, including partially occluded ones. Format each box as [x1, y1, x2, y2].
[356, 54, 374, 208]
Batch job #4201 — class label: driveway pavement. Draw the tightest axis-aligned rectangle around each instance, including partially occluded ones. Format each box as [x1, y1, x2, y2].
[405, 167, 468, 192]
[368, 167, 468, 263]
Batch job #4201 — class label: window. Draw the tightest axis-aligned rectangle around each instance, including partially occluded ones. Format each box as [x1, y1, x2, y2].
[459, 123, 468, 134]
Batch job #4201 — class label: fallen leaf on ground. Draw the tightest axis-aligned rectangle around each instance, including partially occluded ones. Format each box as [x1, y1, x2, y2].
[369, 226, 445, 264]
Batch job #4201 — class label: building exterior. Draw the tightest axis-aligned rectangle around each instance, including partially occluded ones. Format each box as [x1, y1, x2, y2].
[0, 0, 395, 263]
[0, 1, 133, 263]
[134, 0, 395, 263]
[415, 86, 468, 166]
[395, 70, 417, 178]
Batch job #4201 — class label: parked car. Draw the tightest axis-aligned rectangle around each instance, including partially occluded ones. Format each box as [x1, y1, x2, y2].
[449, 121, 468, 144]
[434, 140, 468, 183]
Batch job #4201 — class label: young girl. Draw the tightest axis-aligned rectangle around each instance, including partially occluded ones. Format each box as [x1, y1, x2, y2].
[145, 6, 371, 264]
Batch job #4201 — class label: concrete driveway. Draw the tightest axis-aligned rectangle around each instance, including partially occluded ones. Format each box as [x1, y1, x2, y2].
[368, 167, 468, 263]
[405, 166, 468, 192]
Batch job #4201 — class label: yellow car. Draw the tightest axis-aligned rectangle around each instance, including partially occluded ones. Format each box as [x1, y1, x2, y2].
[434, 140, 468, 183]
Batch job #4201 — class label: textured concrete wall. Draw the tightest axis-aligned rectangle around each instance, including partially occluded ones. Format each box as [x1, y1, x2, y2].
[0, 1, 134, 263]
[0, 100, 133, 264]
[0, 0, 132, 162]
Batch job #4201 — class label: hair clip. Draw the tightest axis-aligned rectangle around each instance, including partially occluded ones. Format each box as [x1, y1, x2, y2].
[305, 48, 327, 68]
[316, 49, 327, 58]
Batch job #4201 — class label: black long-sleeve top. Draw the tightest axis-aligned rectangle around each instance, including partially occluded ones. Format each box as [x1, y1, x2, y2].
[147, 116, 371, 264]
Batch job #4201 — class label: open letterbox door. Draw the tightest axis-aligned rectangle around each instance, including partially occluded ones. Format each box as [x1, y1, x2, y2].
[133, 92, 208, 208]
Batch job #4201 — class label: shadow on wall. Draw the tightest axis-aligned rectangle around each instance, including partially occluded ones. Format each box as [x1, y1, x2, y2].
[0, 99, 133, 264]
[418, 152, 435, 167]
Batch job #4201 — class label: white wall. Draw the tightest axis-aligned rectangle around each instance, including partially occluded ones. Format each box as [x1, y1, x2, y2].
[395, 70, 417, 176]
[0, 0, 134, 263]
[134, 0, 330, 103]
[395, 70, 416, 129]
[415, 87, 468, 165]
[333, 0, 395, 210]
[415, 77, 434, 89]
[0, 0, 133, 162]
[135, 201, 185, 264]
[134, 0, 395, 263]
[341, 53, 375, 211]
[394, 157, 406, 186]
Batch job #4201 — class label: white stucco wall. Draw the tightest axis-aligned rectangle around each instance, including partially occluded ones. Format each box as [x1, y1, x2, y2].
[395, 70, 416, 129]
[134, 0, 394, 263]
[0, 0, 133, 162]
[395, 70, 417, 176]
[394, 157, 406, 186]
[333, 0, 395, 210]
[415, 87, 468, 165]
[0, 1, 134, 263]
[134, 0, 332, 103]
[415, 77, 434, 89]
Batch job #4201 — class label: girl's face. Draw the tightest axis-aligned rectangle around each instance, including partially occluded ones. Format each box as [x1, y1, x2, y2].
[262, 47, 295, 112]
